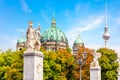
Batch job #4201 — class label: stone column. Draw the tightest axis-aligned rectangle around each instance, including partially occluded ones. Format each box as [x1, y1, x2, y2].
[90, 66, 101, 80]
[23, 51, 44, 80]
[118, 67, 120, 80]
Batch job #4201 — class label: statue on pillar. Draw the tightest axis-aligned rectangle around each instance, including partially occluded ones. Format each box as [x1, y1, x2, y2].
[34, 24, 41, 51]
[26, 21, 41, 52]
[26, 21, 35, 51]
[91, 51, 101, 67]
[117, 58, 120, 73]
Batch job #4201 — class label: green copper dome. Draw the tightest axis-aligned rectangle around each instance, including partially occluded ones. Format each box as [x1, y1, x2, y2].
[74, 34, 84, 45]
[17, 37, 26, 44]
[42, 18, 68, 43]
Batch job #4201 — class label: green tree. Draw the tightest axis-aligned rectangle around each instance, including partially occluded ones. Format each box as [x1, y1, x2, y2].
[0, 47, 94, 80]
[72, 47, 93, 80]
[97, 48, 118, 80]
[43, 49, 75, 80]
[0, 48, 75, 80]
[0, 49, 24, 80]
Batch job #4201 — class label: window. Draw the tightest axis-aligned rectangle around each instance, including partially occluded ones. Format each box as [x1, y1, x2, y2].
[50, 35, 53, 40]
[61, 36, 64, 41]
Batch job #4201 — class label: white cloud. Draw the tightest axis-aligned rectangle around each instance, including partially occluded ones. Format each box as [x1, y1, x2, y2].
[21, 0, 32, 12]
[78, 16, 104, 32]
[66, 16, 104, 34]
[65, 16, 104, 48]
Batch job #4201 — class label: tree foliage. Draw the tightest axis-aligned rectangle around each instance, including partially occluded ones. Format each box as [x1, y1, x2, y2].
[0, 48, 75, 80]
[72, 47, 93, 80]
[1, 47, 118, 80]
[0, 49, 24, 80]
[43, 49, 75, 80]
[97, 48, 118, 80]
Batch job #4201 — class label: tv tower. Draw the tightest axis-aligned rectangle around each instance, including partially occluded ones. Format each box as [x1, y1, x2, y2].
[103, 0, 110, 48]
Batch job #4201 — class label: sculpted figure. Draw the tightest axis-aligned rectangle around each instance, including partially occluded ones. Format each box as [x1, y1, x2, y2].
[26, 21, 41, 51]
[26, 21, 35, 51]
[34, 24, 41, 51]
[91, 51, 101, 67]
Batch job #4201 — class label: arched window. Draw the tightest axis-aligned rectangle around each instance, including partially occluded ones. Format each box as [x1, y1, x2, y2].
[61, 36, 64, 42]
[50, 35, 53, 40]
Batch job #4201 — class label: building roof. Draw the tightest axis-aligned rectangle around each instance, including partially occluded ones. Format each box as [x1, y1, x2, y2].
[41, 18, 68, 43]
[17, 36, 26, 44]
[74, 34, 84, 45]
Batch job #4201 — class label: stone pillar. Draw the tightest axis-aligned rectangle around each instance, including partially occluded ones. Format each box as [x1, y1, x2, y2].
[118, 67, 120, 80]
[90, 66, 101, 80]
[118, 73, 120, 80]
[23, 51, 44, 80]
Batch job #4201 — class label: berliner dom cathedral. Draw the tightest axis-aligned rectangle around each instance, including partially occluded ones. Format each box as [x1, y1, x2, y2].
[16, 17, 84, 52]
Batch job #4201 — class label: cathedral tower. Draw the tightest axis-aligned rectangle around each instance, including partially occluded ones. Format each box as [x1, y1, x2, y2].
[73, 34, 84, 56]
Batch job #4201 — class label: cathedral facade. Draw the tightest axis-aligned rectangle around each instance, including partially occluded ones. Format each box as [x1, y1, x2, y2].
[16, 17, 68, 51]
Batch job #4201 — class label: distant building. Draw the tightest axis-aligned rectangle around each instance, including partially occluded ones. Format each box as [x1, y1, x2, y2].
[16, 36, 26, 50]
[73, 34, 84, 56]
[16, 17, 68, 51]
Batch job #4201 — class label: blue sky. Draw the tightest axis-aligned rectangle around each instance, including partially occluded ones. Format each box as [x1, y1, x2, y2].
[0, 0, 120, 54]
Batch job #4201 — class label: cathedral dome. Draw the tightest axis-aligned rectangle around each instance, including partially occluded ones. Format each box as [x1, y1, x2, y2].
[74, 34, 84, 45]
[42, 18, 68, 43]
[17, 36, 26, 44]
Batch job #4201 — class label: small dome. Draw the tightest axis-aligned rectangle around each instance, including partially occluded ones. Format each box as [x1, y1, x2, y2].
[74, 34, 84, 45]
[17, 37, 26, 44]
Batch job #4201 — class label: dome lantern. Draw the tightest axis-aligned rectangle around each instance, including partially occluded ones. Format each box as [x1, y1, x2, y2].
[51, 17, 56, 27]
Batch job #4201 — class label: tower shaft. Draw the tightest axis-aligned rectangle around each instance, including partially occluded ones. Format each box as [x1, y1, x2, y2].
[105, 40, 108, 48]
[103, 0, 110, 48]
